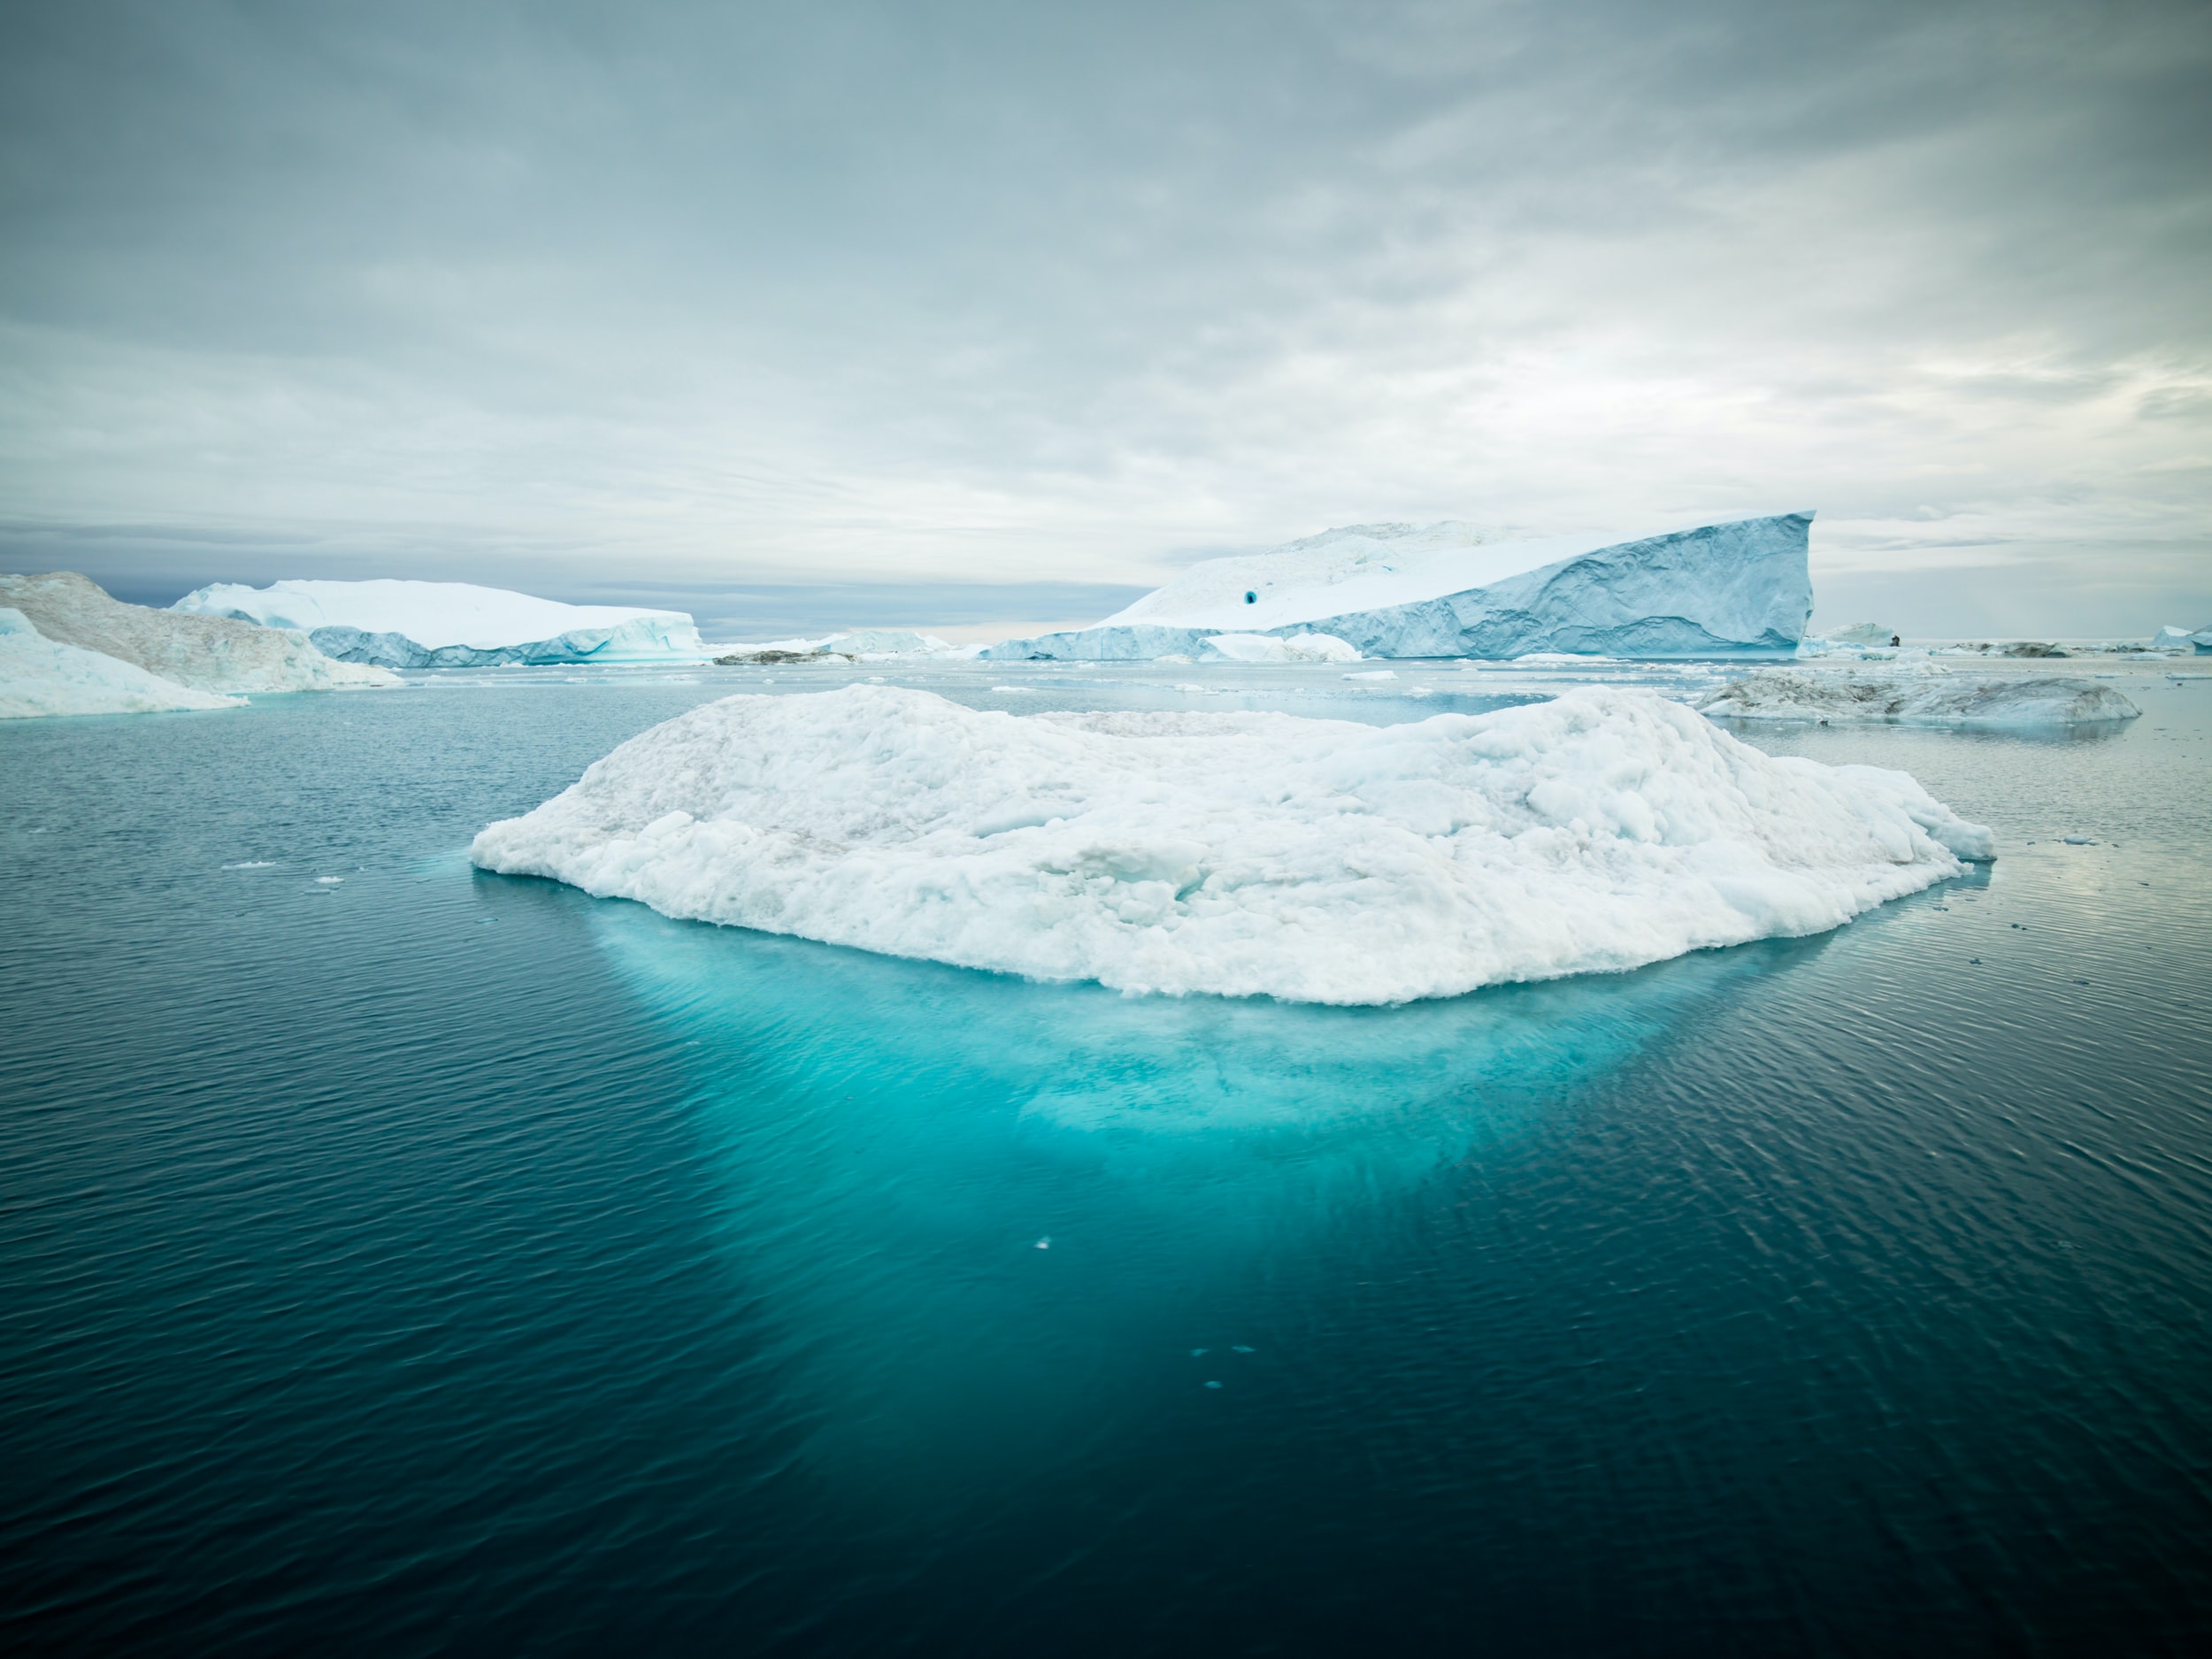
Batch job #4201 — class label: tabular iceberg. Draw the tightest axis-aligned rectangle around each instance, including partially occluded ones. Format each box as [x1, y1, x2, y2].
[1, 572, 398, 694]
[1, 607, 243, 718]
[1700, 668, 2141, 726]
[984, 512, 1814, 662]
[172, 579, 710, 668]
[472, 683, 1991, 1005]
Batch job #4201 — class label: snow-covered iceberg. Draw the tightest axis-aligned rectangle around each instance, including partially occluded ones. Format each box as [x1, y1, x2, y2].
[983, 512, 1814, 662]
[1699, 667, 2140, 726]
[2, 572, 397, 694]
[1, 606, 243, 718]
[172, 579, 709, 668]
[472, 683, 1991, 1005]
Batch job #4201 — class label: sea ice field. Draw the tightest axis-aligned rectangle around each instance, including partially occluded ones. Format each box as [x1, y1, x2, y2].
[4, 654, 2210, 1655]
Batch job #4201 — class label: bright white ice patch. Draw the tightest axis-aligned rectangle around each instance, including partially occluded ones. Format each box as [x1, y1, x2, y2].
[472, 685, 1992, 1004]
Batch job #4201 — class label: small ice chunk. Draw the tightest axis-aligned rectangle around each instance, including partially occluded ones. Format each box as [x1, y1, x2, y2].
[1034, 1236, 1051, 1249]
[314, 876, 343, 885]
[1342, 669, 1397, 681]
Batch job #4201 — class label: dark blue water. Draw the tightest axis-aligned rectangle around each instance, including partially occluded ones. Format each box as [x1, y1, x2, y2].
[4, 670, 2210, 1655]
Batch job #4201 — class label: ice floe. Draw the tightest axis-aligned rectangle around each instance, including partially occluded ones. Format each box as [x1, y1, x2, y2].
[983, 512, 1813, 661]
[1698, 667, 2140, 726]
[1, 606, 243, 718]
[2, 572, 398, 694]
[173, 578, 708, 668]
[472, 683, 1993, 1004]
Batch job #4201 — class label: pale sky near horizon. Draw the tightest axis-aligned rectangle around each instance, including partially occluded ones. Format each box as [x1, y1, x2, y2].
[2, 0, 2208, 639]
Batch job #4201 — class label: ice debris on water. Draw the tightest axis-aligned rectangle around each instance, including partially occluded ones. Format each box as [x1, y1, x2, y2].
[1034, 1236, 1051, 1250]
[470, 683, 1995, 1005]
[314, 876, 342, 885]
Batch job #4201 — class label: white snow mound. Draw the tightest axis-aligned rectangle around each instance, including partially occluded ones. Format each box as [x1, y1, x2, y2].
[1, 572, 397, 693]
[1, 607, 242, 718]
[1699, 668, 2140, 726]
[471, 684, 1993, 1004]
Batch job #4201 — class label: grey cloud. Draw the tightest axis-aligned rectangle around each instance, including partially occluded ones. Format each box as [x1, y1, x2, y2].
[2, 0, 2208, 633]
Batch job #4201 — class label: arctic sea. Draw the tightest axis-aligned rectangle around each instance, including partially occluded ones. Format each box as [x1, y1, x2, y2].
[4, 659, 2209, 1655]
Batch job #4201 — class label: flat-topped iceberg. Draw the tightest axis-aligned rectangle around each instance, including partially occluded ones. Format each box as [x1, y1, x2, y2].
[472, 683, 1991, 1004]
[1, 606, 243, 718]
[984, 512, 1814, 662]
[173, 578, 709, 668]
[715, 629, 975, 664]
[1699, 667, 2141, 726]
[2, 572, 397, 694]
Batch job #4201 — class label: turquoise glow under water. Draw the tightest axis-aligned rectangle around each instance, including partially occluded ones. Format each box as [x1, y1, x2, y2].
[4, 666, 2210, 1654]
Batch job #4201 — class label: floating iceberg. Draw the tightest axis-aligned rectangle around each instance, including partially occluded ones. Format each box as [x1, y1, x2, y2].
[472, 683, 1992, 1004]
[2150, 625, 2212, 653]
[715, 629, 975, 664]
[984, 512, 1813, 662]
[1, 606, 243, 718]
[172, 579, 709, 668]
[1, 572, 397, 694]
[1699, 668, 2140, 726]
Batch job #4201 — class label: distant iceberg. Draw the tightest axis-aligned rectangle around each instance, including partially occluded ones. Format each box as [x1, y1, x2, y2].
[2150, 624, 2212, 653]
[1, 606, 242, 718]
[172, 579, 710, 668]
[984, 512, 1814, 662]
[1700, 667, 2140, 726]
[472, 683, 1991, 1005]
[2, 572, 397, 695]
[715, 629, 977, 664]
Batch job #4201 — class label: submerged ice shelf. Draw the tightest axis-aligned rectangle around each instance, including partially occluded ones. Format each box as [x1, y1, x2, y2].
[472, 683, 1993, 1004]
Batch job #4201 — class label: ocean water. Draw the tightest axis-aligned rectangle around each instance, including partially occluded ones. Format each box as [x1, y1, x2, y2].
[4, 663, 2210, 1655]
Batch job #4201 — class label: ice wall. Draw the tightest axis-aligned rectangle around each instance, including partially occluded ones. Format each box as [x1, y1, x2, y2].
[985, 512, 1814, 661]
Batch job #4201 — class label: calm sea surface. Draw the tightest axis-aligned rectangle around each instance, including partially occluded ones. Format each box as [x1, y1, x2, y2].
[4, 663, 2210, 1655]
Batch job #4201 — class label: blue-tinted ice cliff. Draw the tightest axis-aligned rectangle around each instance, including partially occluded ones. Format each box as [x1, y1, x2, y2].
[985, 512, 1814, 661]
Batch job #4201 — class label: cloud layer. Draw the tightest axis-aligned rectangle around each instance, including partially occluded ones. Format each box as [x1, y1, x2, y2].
[3, 0, 2207, 634]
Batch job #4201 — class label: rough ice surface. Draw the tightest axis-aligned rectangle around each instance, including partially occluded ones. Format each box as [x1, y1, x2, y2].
[1700, 667, 2141, 726]
[983, 513, 1813, 662]
[173, 578, 708, 668]
[471, 683, 1992, 1005]
[1, 572, 398, 695]
[1, 606, 242, 718]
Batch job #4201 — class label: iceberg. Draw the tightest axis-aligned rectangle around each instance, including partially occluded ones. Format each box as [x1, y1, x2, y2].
[2149, 625, 2212, 653]
[716, 629, 977, 664]
[171, 579, 710, 668]
[1698, 667, 2140, 726]
[1199, 633, 1362, 664]
[1, 572, 397, 694]
[471, 683, 1992, 1005]
[983, 512, 1814, 662]
[1, 606, 242, 718]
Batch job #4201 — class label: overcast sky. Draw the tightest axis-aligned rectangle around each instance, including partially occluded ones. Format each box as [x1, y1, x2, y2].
[3, 0, 2207, 637]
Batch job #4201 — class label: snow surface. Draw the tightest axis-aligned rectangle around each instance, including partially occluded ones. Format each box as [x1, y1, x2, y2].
[1699, 667, 2140, 726]
[471, 683, 1993, 1004]
[173, 579, 708, 667]
[1, 572, 397, 694]
[0, 607, 242, 718]
[985, 513, 1814, 662]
